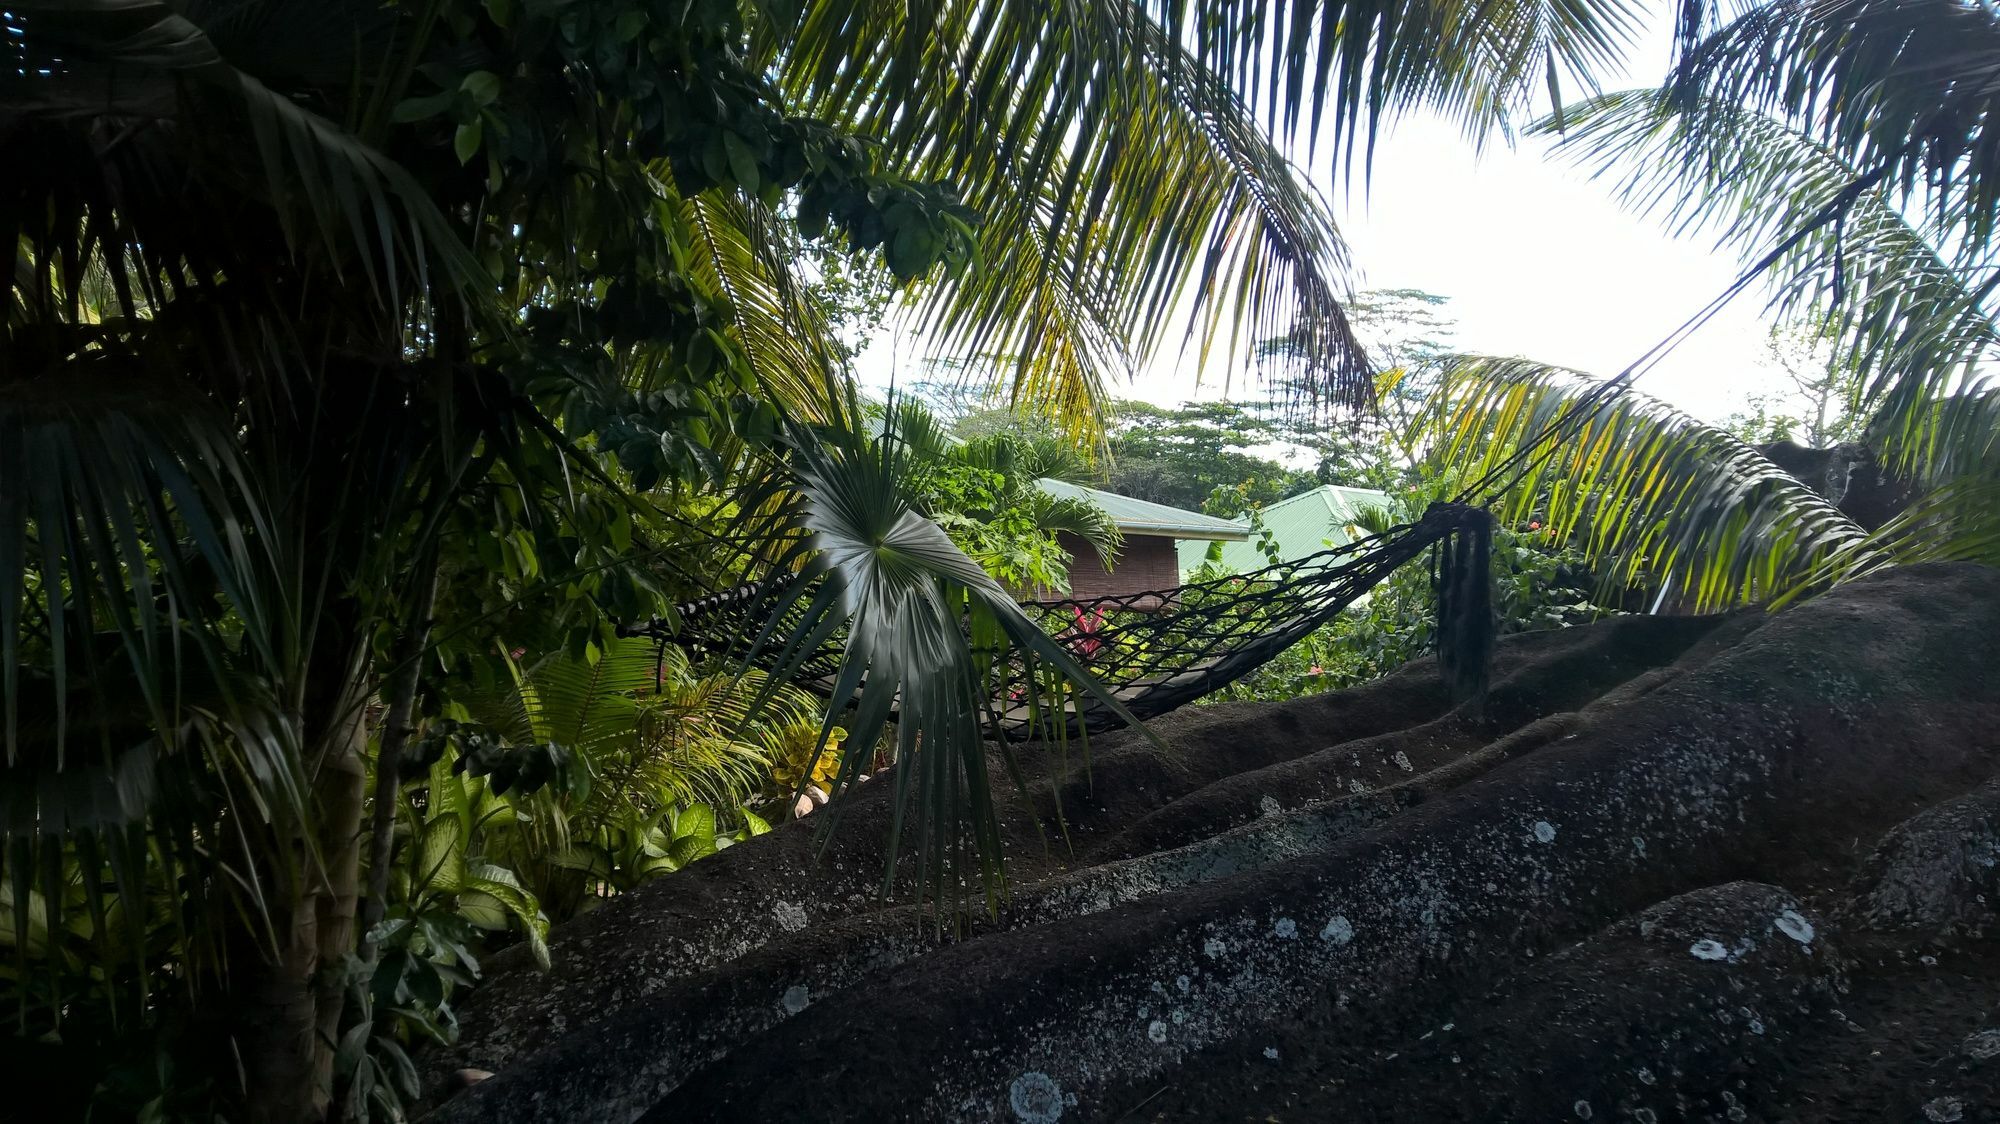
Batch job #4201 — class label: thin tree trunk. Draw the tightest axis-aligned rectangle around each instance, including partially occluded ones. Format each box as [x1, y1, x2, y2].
[359, 568, 441, 954]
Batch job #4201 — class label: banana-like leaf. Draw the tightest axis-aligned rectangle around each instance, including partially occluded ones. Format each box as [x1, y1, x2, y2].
[461, 861, 550, 971]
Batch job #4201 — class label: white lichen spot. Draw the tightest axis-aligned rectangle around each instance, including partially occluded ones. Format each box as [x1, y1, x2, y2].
[1348, 779, 1368, 795]
[1774, 909, 1816, 945]
[1964, 1029, 2000, 1059]
[1175, 974, 1190, 993]
[1273, 917, 1298, 939]
[1263, 1046, 1280, 1060]
[1572, 1099, 1593, 1119]
[772, 900, 809, 933]
[1171, 1009, 1188, 1026]
[1147, 1020, 1169, 1044]
[1009, 1072, 1065, 1124]
[1636, 1067, 1657, 1087]
[1689, 939, 1731, 961]
[1392, 751, 1414, 773]
[1203, 937, 1226, 959]
[1532, 820, 1557, 844]
[781, 984, 810, 1014]
[1634, 1108, 1658, 1124]
[1923, 1095, 1966, 1123]
[1259, 795, 1281, 817]
[1749, 1018, 1766, 1036]
[1322, 915, 1355, 946]
[1631, 835, 1648, 856]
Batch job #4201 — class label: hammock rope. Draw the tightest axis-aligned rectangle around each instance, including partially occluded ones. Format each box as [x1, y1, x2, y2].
[627, 502, 1495, 738]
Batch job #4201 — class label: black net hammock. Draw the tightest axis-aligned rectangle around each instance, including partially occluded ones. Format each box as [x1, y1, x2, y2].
[620, 141, 1846, 741]
[623, 501, 1498, 741]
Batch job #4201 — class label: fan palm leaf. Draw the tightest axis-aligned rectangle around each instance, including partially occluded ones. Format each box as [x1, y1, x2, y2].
[723, 401, 1151, 910]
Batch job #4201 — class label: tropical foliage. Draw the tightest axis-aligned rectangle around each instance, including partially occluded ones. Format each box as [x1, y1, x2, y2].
[4, 0, 1418, 1116]
[14, 0, 2000, 1121]
[1415, 1, 2000, 612]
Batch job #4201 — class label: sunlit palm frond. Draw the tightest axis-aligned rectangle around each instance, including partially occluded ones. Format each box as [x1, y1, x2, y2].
[1426, 356, 1879, 612]
[662, 188, 847, 420]
[767, 0, 1390, 437]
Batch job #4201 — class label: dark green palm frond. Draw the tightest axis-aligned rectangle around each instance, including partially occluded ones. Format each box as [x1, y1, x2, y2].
[3, 1, 487, 319]
[0, 374, 304, 1007]
[1534, 89, 2000, 477]
[1426, 356, 1877, 612]
[0, 373, 295, 789]
[1667, 0, 2000, 262]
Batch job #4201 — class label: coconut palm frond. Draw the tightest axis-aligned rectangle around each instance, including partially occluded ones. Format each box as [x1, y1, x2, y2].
[1667, 0, 2000, 262]
[1179, 0, 1646, 150]
[769, 0, 1387, 435]
[1427, 356, 1879, 612]
[663, 190, 848, 421]
[1535, 88, 2000, 479]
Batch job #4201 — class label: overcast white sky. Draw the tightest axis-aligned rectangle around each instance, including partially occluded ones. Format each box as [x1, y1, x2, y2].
[858, 6, 1787, 427]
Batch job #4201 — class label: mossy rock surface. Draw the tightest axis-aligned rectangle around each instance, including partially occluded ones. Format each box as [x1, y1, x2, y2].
[426, 564, 2000, 1123]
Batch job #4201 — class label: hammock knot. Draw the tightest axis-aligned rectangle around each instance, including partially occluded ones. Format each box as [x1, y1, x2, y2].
[1429, 503, 1496, 707]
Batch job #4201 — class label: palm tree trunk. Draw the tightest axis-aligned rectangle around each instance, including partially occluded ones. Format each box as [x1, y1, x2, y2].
[311, 683, 371, 1109]
[224, 632, 373, 1122]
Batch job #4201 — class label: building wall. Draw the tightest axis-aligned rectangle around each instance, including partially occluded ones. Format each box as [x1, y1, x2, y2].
[1058, 532, 1183, 603]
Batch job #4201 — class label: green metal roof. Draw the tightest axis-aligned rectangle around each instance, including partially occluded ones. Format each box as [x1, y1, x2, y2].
[1176, 484, 1392, 572]
[1035, 478, 1250, 541]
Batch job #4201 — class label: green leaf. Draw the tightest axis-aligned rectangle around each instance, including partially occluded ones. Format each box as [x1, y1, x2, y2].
[722, 132, 761, 194]
[461, 70, 503, 107]
[390, 92, 454, 123]
[454, 119, 484, 165]
[455, 890, 511, 930]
